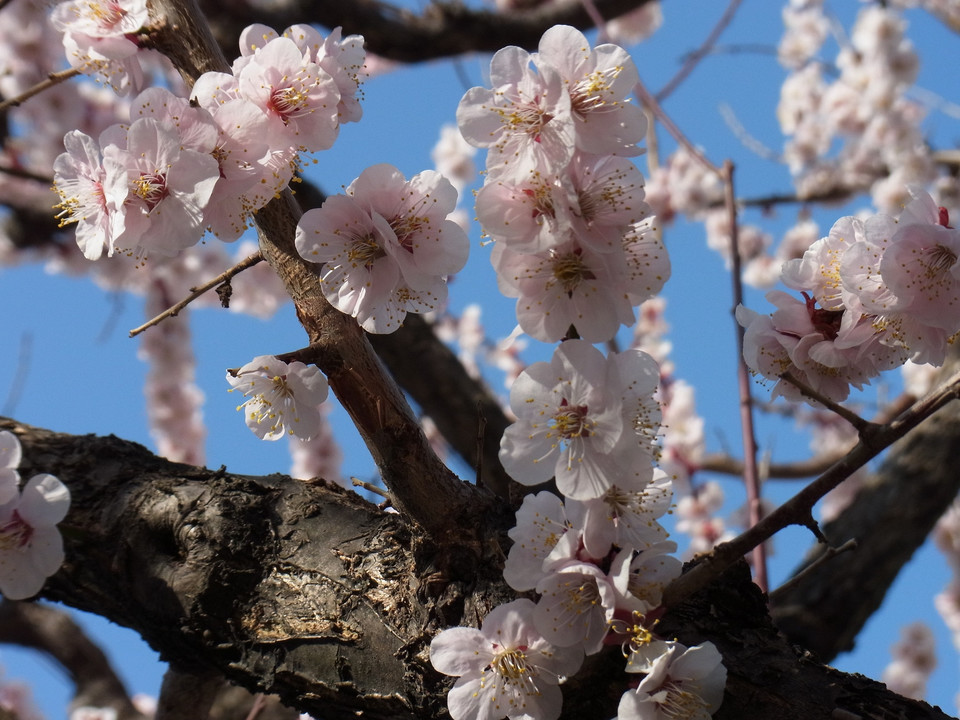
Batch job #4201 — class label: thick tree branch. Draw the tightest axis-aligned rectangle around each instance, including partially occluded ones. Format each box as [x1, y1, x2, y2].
[0, 601, 148, 720]
[198, 0, 657, 63]
[142, 0, 478, 538]
[6, 416, 954, 720]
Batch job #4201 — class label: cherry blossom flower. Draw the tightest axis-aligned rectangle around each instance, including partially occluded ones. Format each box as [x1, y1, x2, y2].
[534, 557, 622, 653]
[565, 469, 673, 559]
[236, 35, 341, 153]
[0, 472, 71, 600]
[295, 164, 469, 333]
[227, 356, 329, 441]
[617, 642, 726, 720]
[534, 25, 646, 157]
[50, 0, 149, 94]
[503, 491, 573, 592]
[52, 130, 129, 260]
[429, 598, 583, 720]
[457, 43, 574, 180]
[102, 116, 220, 259]
[881, 622, 936, 701]
[499, 340, 660, 501]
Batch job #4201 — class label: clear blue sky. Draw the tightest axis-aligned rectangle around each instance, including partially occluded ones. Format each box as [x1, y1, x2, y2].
[2, 0, 959, 717]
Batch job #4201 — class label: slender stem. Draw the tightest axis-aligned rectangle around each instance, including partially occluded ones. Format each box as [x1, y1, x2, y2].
[129, 251, 263, 337]
[0, 68, 81, 113]
[779, 371, 873, 433]
[655, 0, 743, 102]
[722, 160, 767, 593]
[662, 369, 960, 607]
[633, 78, 720, 176]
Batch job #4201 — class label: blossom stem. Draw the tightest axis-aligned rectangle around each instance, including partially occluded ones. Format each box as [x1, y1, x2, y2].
[129, 251, 263, 337]
[723, 160, 768, 594]
[0, 68, 81, 114]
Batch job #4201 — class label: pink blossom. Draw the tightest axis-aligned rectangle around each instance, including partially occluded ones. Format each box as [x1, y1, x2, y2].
[227, 356, 329, 441]
[0, 473, 71, 600]
[534, 559, 621, 653]
[103, 116, 219, 259]
[429, 599, 583, 720]
[52, 130, 129, 260]
[295, 164, 469, 333]
[618, 642, 726, 720]
[457, 44, 574, 180]
[503, 491, 573, 592]
[51, 0, 149, 94]
[237, 36, 341, 153]
[499, 340, 660, 501]
[534, 25, 646, 157]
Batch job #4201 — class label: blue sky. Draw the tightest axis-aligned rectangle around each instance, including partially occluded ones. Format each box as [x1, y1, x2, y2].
[2, 0, 960, 717]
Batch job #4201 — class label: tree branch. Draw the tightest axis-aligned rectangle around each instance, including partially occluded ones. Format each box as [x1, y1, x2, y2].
[197, 0, 657, 63]
[6, 415, 954, 720]
[0, 601, 149, 720]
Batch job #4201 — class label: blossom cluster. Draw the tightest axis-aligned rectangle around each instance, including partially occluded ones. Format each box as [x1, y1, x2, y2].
[431, 342, 726, 720]
[52, 21, 366, 260]
[0, 431, 71, 600]
[294, 163, 470, 333]
[738, 188, 960, 403]
[457, 25, 670, 343]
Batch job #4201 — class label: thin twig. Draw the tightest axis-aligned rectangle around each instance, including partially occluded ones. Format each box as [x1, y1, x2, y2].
[773, 539, 857, 596]
[723, 160, 767, 593]
[128, 251, 263, 337]
[780, 371, 873, 433]
[633, 77, 720, 175]
[0, 165, 53, 185]
[662, 368, 960, 608]
[655, 0, 743, 102]
[0, 68, 82, 113]
[352, 476, 389, 499]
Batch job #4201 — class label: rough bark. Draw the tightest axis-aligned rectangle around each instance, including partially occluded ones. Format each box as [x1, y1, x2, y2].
[5, 415, 958, 720]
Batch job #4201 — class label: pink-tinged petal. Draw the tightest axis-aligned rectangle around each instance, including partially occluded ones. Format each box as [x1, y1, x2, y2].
[429, 627, 490, 676]
[0, 431, 21, 472]
[0, 554, 48, 600]
[17, 475, 70, 527]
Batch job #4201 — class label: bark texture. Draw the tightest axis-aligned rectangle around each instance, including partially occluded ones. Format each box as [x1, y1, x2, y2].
[6, 416, 958, 720]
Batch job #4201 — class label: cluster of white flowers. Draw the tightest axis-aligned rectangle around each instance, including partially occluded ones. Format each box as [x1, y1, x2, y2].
[429, 27, 726, 720]
[458, 25, 670, 344]
[51, 18, 366, 261]
[0, 431, 70, 601]
[738, 188, 960, 403]
[881, 621, 937, 702]
[777, 4, 932, 212]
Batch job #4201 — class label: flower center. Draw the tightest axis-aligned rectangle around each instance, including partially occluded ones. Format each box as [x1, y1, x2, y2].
[501, 97, 554, 142]
[88, 1, 127, 30]
[657, 680, 710, 719]
[924, 244, 958, 279]
[570, 67, 623, 118]
[551, 249, 595, 295]
[133, 172, 168, 211]
[490, 648, 532, 680]
[551, 401, 589, 439]
[0, 511, 33, 551]
[269, 85, 311, 124]
[347, 234, 386, 268]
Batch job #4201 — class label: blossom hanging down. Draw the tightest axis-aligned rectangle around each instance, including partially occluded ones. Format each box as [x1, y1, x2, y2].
[50, 0, 150, 94]
[618, 641, 726, 720]
[429, 598, 583, 720]
[295, 163, 469, 333]
[499, 339, 661, 501]
[227, 356, 329, 441]
[0, 432, 71, 601]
